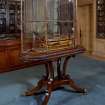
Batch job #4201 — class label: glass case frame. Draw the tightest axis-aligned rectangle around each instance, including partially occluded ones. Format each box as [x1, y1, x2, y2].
[20, 0, 78, 58]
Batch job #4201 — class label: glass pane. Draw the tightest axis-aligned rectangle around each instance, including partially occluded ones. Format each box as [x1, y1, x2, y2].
[21, 0, 76, 56]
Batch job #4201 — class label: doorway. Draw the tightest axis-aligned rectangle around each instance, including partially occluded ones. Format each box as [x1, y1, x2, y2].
[78, 4, 93, 53]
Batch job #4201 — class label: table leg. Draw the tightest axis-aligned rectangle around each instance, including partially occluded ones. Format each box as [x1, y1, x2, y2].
[24, 56, 87, 105]
[25, 62, 52, 96]
[25, 79, 43, 96]
[24, 61, 54, 105]
[41, 81, 52, 105]
[62, 56, 86, 93]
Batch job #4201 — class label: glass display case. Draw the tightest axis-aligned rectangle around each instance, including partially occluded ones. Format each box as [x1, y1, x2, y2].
[21, 0, 77, 58]
[20, 1, 86, 103]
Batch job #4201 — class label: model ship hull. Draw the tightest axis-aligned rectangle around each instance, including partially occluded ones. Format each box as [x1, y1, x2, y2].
[21, 0, 77, 59]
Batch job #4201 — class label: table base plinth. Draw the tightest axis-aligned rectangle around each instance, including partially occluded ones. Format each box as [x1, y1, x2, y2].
[24, 56, 87, 105]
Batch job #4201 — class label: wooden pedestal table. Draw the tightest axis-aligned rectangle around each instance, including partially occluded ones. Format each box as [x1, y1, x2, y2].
[22, 47, 87, 105]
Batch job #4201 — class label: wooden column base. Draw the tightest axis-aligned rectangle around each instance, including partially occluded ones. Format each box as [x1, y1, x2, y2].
[24, 56, 87, 105]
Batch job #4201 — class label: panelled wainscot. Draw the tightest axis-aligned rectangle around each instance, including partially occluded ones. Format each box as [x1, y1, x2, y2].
[0, 39, 38, 73]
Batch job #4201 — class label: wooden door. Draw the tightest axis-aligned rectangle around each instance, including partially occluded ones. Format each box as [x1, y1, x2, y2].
[78, 5, 93, 53]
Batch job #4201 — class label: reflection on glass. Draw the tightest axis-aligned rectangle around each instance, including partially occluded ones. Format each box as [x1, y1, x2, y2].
[21, 0, 76, 57]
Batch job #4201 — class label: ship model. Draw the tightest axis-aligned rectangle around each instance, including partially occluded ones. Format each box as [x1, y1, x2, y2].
[20, 0, 76, 58]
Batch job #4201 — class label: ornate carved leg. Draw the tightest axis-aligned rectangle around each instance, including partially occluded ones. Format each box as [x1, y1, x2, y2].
[24, 62, 51, 96]
[68, 78, 86, 93]
[47, 61, 54, 79]
[25, 79, 44, 96]
[62, 56, 87, 93]
[62, 56, 71, 76]
[44, 63, 50, 79]
[42, 81, 52, 105]
[42, 93, 51, 105]
[57, 58, 62, 79]
[41, 61, 54, 105]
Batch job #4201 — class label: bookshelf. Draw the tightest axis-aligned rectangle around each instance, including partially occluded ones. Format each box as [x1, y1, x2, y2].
[96, 0, 105, 39]
[0, 0, 21, 34]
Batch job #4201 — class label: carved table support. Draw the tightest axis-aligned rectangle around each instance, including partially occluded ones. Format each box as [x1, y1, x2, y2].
[24, 56, 87, 105]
